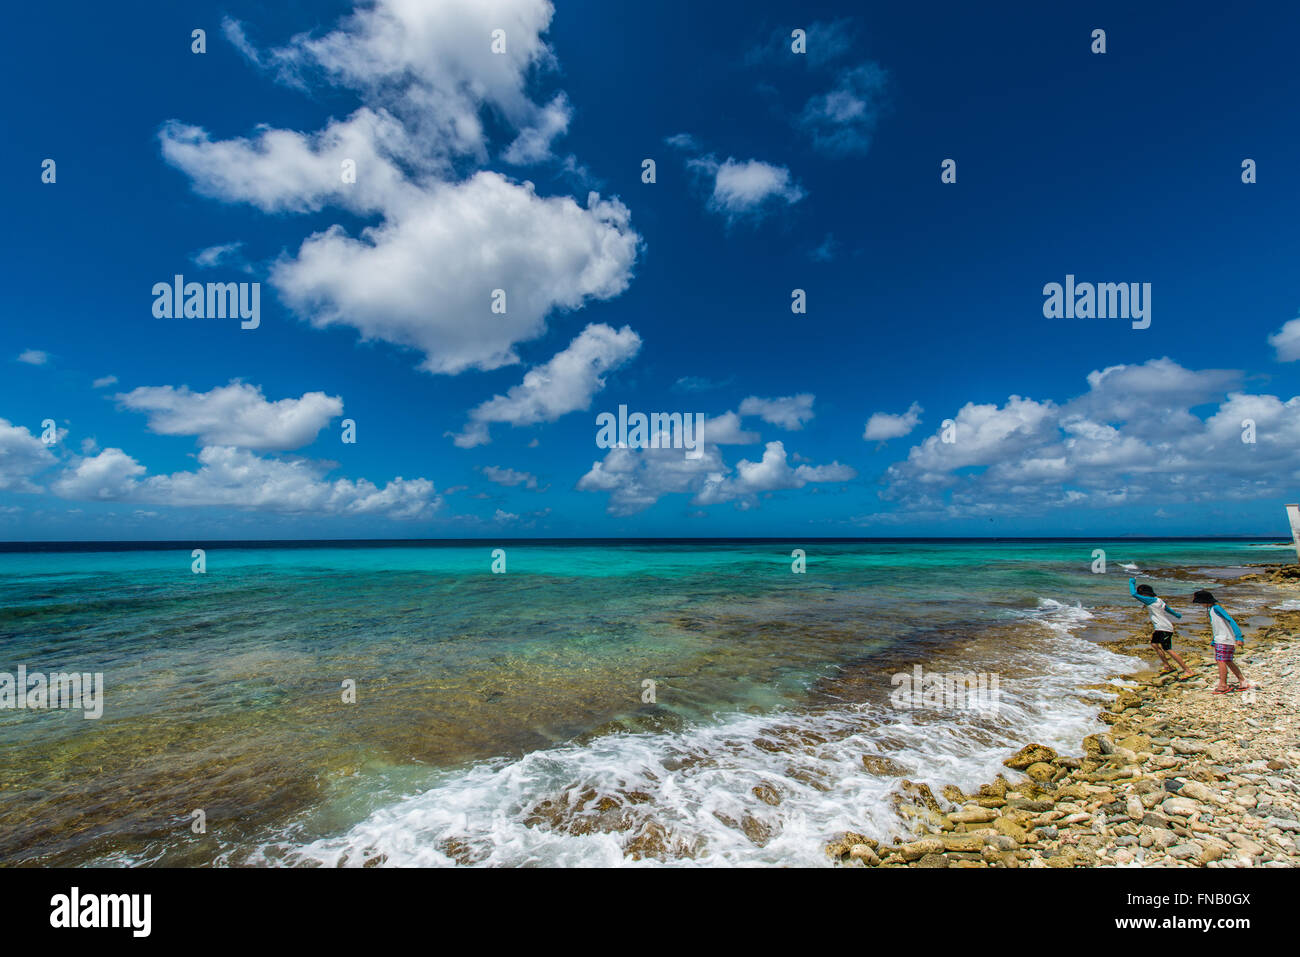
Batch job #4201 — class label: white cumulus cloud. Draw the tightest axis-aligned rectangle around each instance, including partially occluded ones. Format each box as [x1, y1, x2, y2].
[874, 357, 1300, 518]
[271, 175, 639, 375]
[0, 419, 57, 492]
[578, 429, 854, 515]
[117, 381, 342, 451]
[1269, 317, 1300, 362]
[52, 446, 438, 520]
[161, 0, 640, 377]
[452, 323, 641, 447]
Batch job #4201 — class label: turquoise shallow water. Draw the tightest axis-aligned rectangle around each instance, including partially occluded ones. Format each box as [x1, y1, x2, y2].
[0, 538, 1288, 866]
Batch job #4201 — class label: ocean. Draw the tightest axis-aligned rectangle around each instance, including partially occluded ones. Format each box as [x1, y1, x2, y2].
[0, 538, 1289, 867]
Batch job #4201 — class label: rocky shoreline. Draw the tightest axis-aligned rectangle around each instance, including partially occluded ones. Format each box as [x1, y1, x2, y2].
[828, 566, 1300, 868]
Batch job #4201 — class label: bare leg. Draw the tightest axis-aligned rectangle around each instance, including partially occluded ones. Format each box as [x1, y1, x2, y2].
[1215, 661, 1229, 693]
[1227, 661, 1252, 688]
[1166, 649, 1193, 676]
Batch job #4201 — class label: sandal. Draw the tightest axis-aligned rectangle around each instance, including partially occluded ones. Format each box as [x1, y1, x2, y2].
[1211, 687, 1233, 695]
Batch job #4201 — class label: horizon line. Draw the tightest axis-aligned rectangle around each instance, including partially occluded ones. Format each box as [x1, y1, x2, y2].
[0, 534, 1291, 554]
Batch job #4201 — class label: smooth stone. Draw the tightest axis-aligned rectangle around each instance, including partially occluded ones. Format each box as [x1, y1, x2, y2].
[848, 843, 880, 865]
[897, 838, 944, 862]
[949, 807, 998, 824]
[1162, 797, 1201, 818]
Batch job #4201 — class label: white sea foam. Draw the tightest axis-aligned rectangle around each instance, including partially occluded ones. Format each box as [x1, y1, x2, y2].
[256, 598, 1138, 868]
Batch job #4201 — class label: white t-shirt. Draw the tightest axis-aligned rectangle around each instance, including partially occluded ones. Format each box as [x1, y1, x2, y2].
[1144, 597, 1177, 633]
[1209, 605, 1242, 645]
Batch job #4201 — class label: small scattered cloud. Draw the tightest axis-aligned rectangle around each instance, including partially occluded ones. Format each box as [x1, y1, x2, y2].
[688, 155, 804, 223]
[481, 465, 540, 489]
[739, 394, 815, 430]
[669, 133, 804, 225]
[450, 323, 641, 447]
[192, 242, 249, 270]
[864, 401, 923, 441]
[17, 349, 49, 366]
[809, 233, 837, 262]
[743, 18, 890, 158]
[92, 375, 118, 389]
[798, 63, 889, 156]
[703, 411, 761, 445]
[673, 374, 734, 394]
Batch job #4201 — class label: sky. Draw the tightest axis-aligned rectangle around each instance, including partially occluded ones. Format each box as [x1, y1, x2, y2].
[2, 0, 1300, 540]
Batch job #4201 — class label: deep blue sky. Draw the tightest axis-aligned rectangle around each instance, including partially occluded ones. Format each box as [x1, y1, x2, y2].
[3, 1, 1299, 539]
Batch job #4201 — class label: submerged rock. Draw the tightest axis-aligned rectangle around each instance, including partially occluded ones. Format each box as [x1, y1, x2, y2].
[862, 754, 911, 776]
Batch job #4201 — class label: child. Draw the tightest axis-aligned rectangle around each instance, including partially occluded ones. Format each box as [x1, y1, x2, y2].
[1129, 577, 1193, 679]
[1190, 589, 1256, 695]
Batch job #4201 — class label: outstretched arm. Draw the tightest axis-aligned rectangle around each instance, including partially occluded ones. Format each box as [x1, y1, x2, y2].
[1167, 604, 1182, 619]
[1129, 577, 1155, 605]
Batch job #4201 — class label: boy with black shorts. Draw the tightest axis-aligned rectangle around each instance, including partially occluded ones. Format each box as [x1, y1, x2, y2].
[1129, 577, 1193, 679]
